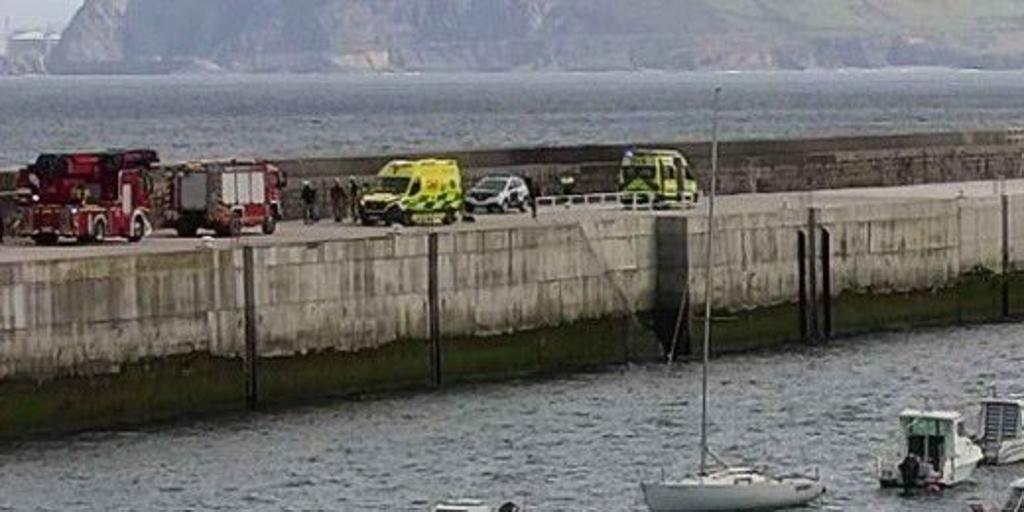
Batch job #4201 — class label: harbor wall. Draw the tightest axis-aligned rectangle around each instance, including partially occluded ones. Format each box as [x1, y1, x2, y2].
[4, 192, 1024, 438]
[656, 195, 1021, 356]
[0, 216, 660, 436]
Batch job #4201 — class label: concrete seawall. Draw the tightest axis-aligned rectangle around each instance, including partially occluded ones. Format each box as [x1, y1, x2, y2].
[3, 181, 1024, 438]
[0, 215, 661, 437]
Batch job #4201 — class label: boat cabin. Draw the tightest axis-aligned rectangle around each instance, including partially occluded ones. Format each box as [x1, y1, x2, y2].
[902, 410, 965, 473]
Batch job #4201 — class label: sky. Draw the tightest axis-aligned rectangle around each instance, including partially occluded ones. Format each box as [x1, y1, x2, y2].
[0, 0, 83, 31]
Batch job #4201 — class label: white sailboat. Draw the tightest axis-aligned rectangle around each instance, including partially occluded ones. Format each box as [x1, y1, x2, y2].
[641, 88, 826, 512]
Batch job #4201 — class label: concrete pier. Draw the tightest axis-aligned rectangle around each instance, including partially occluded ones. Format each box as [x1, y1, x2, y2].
[4, 172, 1024, 438]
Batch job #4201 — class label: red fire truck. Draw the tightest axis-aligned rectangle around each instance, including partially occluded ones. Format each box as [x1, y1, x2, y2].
[14, 150, 157, 245]
[165, 160, 285, 237]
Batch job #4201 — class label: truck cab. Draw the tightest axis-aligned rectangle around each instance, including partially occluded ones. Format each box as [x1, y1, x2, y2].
[359, 159, 462, 226]
[619, 149, 699, 207]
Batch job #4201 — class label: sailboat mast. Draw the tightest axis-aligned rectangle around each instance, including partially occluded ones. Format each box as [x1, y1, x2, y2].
[700, 87, 722, 476]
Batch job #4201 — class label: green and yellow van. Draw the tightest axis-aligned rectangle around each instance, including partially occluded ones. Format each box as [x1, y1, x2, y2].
[619, 149, 700, 207]
[359, 159, 463, 226]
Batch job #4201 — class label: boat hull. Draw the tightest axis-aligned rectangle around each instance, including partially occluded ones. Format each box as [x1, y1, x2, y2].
[879, 456, 982, 488]
[983, 439, 1024, 465]
[641, 480, 825, 512]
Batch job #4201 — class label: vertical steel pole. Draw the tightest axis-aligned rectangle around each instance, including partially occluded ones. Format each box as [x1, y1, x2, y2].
[700, 87, 721, 476]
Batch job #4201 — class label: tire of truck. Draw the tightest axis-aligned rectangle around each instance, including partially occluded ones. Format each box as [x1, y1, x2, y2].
[227, 215, 243, 238]
[128, 214, 147, 243]
[442, 209, 457, 226]
[83, 217, 107, 244]
[261, 214, 277, 235]
[33, 233, 59, 246]
[176, 219, 198, 238]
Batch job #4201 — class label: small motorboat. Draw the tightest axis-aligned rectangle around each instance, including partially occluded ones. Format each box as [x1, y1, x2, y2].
[642, 466, 825, 512]
[976, 391, 1024, 465]
[879, 409, 984, 489]
[432, 499, 521, 512]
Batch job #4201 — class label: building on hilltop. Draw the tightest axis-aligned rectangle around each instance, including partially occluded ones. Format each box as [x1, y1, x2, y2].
[5, 30, 60, 74]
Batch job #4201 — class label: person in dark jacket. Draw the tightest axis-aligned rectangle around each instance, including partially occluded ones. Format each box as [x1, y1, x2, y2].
[329, 178, 347, 222]
[524, 176, 539, 219]
[301, 181, 318, 225]
[348, 178, 361, 220]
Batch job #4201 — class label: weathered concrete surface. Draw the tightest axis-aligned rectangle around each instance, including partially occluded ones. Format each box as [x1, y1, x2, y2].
[4, 178, 1024, 436]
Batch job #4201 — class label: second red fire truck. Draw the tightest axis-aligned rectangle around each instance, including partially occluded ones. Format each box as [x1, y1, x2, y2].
[164, 159, 285, 237]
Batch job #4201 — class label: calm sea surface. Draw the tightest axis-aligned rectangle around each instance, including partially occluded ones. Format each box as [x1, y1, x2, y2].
[1, 324, 1024, 511]
[1, 70, 1024, 167]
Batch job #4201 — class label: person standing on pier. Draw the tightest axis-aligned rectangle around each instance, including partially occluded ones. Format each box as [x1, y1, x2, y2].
[301, 180, 318, 225]
[524, 176, 539, 219]
[329, 178, 347, 223]
[348, 178, 361, 221]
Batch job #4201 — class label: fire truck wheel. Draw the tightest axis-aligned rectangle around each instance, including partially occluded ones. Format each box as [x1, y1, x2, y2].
[176, 219, 199, 238]
[90, 218, 107, 244]
[261, 215, 277, 235]
[33, 234, 59, 246]
[228, 216, 243, 238]
[128, 215, 147, 243]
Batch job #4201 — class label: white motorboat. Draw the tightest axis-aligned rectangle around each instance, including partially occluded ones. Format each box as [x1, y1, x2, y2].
[642, 467, 825, 512]
[977, 393, 1024, 465]
[640, 88, 825, 512]
[433, 499, 520, 512]
[878, 409, 984, 489]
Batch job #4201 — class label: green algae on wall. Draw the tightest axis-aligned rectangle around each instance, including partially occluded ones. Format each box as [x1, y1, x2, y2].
[256, 339, 433, 407]
[0, 354, 243, 440]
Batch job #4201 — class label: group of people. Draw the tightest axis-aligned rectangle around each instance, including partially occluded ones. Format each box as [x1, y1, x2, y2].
[300, 178, 363, 225]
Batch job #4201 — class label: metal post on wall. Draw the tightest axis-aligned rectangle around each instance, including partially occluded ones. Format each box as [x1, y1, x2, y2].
[821, 228, 833, 341]
[797, 231, 809, 343]
[242, 245, 259, 410]
[1003, 194, 1011, 319]
[807, 209, 820, 342]
[427, 233, 442, 387]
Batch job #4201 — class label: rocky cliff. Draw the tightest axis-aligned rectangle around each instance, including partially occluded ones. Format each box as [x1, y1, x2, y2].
[48, 0, 1024, 74]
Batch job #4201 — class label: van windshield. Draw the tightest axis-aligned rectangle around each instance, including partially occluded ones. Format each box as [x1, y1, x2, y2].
[622, 165, 656, 181]
[373, 177, 410, 194]
[476, 178, 507, 191]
